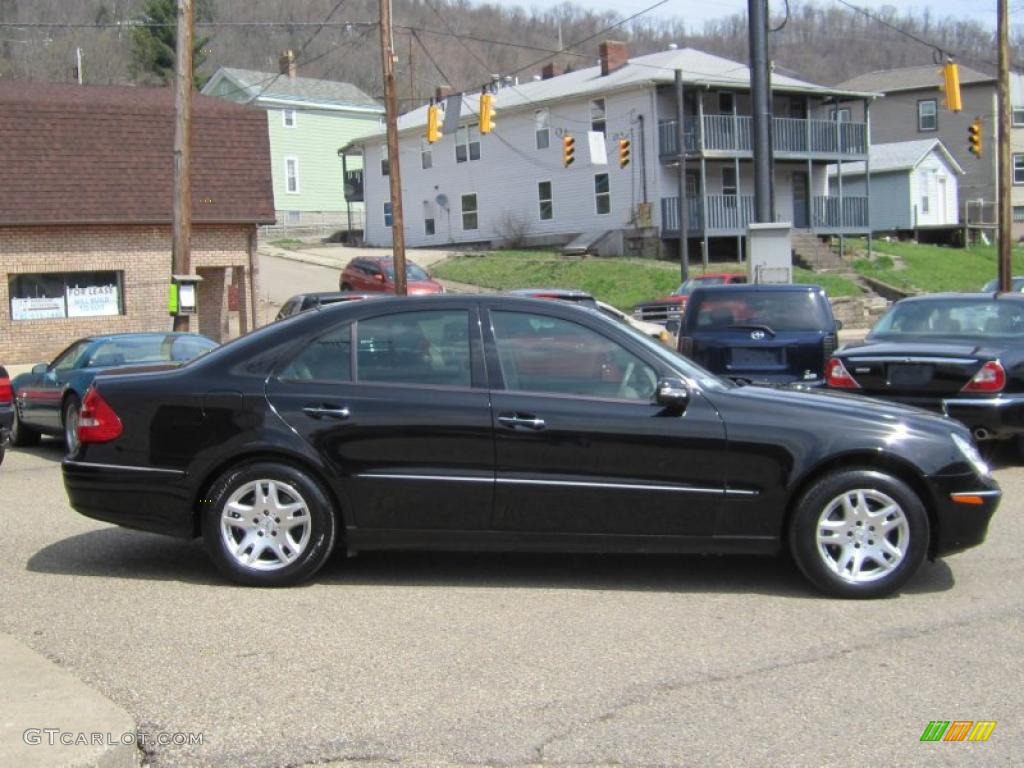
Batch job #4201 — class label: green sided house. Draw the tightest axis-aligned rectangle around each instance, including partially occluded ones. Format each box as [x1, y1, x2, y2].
[202, 52, 383, 235]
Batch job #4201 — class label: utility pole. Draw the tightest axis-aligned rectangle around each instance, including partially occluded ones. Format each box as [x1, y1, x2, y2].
[748, 0, 772, 223]
[998, 0, 1011, 291]
[675, 69, 689, 281]
[380, 0, 408, 295]
[172, 0, 194, 332]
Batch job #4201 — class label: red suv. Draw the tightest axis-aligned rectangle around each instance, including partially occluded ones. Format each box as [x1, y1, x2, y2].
[633, 272, 747, 332]
[339, 256, 444, 295]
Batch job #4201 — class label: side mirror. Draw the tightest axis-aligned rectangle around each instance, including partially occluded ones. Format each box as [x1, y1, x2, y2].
[31, 363, 48, 375]
[835, 319, 844, 331]
[655, 377, 690, 410]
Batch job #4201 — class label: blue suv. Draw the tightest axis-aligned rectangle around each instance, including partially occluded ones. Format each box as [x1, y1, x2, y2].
[676, 284, 839, 385]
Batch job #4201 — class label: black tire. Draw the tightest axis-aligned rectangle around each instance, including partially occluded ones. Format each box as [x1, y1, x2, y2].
[10, 404, 41, 447]
[201, 462, 338, 587]
[788, 468, 929, 599]
[62, 394, 81, 454]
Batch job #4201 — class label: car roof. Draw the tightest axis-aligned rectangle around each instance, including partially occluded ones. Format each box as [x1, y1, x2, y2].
[695, 272, 745, 279]
[689, 283, 822, 293]
[898, 292, 1024, 303]
[507, 288, 595, 298]
[82, 332, 212, 343]
[292, 291, 375, 301]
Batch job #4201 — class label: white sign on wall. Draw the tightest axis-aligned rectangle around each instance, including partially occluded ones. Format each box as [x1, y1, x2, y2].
[66, 284, 119, 318]
[11, 297, 66, 321]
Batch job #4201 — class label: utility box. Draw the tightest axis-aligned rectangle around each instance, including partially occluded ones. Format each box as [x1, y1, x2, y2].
[169, 274, 203, 316]
[747, 222, 793, 284]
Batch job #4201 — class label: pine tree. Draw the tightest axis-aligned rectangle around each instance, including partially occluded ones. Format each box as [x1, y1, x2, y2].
[130, 0, 213, 88]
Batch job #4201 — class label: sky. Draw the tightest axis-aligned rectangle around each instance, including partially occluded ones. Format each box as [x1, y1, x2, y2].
[489, 1, 1002, 31]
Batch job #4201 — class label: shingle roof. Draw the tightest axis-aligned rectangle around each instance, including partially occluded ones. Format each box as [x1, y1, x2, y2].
[826, 138, 965, 177]
[348, 46, 877, 145]
[209, 67, 382, 110]
[0, 81, 275, 226]
[837, 64, 994, 93]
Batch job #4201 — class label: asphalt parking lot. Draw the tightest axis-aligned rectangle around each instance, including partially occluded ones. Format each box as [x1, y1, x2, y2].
[2, 439, 1023, 768]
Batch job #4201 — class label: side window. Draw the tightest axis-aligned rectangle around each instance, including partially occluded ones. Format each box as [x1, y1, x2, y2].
[52, 341, 89, 373]
[357, 310, 471, 388]
[279, 323, 352, 382]
[491, 311, 657, 400]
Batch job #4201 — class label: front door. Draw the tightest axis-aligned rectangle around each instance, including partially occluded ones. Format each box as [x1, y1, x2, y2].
[266, 305, 494, 532]
[792, 171, 810, 229]
[483, 306, 728, 538]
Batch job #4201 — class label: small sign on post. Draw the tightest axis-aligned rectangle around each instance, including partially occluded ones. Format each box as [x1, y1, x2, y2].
[169, 274, 202, 316]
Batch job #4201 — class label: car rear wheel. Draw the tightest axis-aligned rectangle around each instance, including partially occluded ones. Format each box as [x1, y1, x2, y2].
[201, 462, 338, 586]
[63, 395, 81, 454]
[789, 469, 929, 598]
[10, 405, 40, 447]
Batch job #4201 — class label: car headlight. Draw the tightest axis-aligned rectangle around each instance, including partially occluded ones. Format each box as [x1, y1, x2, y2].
[952, 432, 991, 478]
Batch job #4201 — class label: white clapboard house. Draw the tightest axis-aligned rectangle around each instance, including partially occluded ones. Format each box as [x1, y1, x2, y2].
[343, 42, 877, 260]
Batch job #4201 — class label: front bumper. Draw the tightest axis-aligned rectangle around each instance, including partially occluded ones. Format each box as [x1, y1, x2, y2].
[62, 459, 196, 538]
[928, 472, 1001, 557]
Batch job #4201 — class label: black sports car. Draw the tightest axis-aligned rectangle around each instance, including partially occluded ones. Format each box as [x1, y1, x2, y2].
[827, 293, 1024, 451]
[62, 295, 999, 598]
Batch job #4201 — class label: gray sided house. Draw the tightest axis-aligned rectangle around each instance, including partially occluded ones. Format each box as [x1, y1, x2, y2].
[202, 54, 384, 234]
[345, 43, 876, 261]
[827, 139, 964, 232]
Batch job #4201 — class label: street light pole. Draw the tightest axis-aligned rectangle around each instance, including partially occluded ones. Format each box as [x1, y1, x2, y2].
[379, 0, 408, 295]
[748, 0, 772, 224]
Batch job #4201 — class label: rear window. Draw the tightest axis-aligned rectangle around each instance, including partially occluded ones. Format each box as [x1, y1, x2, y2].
[872, 298, 1024, 339]
[688, 290, 830, 332]
[85, 335, 216, 367]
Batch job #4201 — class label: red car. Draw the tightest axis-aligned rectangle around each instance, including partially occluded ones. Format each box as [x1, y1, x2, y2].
[632, 272, 747, 331]
[339, 256, 444, 295]
[0, 365, 12, 465]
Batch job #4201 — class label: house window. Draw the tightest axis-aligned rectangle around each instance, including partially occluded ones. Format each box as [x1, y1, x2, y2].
[719, 92, 735, 113]
[536, 109, 550, 149]
[381, 145, 389, 176]
[591, 99, 606, 135]
[383, 202, 393, 228]
[425, 218, 436, 236]
[830, 107, 851, 122]
[456, 124, 480, 163]
[918, 99, 938, 131]
[1014, 154, 1024, 185]
[921, 195, 930, 214]
[1014, 108, 1024, 127]
[538, 181, 553, 221]
[282, 109, 296, 128]
[9, 271, 123, 321]
[285, 157, 299, 193]
[722, 167, 738, 196]
[1014, 206, 1024, 223]
[594, 173, 610, 215]
[286, 210, 301, 225]
[421, 139, 432, 170]
[685, 172, 699, 198]
[461, 194, 478, 230]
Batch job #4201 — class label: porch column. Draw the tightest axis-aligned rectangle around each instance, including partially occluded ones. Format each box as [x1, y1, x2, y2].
[698, 92, 709, 266]
[865, 97, 872, 255]
[806, 95, 813, 232]
[835, 104, 845, 258]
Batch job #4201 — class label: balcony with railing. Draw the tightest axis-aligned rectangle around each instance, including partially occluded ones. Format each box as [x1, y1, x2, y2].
[660, 194, 868, 235]
[658, 115, 867, 159]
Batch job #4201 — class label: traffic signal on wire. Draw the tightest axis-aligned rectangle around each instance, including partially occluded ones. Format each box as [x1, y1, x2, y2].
[968, 118, 983, 157]
[942, 61, 962, 112]
[426, 103, 442, 144]
[618, 138, 631, 168]
[562, 135, 575, 167]
[479, 92, 496, 134]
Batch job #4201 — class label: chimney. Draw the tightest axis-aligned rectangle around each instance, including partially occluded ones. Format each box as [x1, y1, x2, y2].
[599, 40, 629, 76]
[435, 84, 453, 101]
[278, 50, 297, 78]
[541, 63, 560, 80]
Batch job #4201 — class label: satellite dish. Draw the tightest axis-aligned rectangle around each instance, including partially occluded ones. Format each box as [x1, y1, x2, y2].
[435, 193, 449, 209]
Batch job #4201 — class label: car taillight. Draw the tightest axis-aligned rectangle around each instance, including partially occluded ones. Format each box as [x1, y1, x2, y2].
[825, 357, 860, 389]
[78, 386, 123, 444]
[0, 375, 11, 405]
[961, 361, 1006, 393]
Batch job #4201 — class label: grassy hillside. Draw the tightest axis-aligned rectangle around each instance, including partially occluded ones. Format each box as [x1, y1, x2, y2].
[855, 241, 1024, 294]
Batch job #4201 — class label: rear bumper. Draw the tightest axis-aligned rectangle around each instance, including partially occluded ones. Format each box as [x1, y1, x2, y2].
[928, 473, 1001, 557]
[941, 394, 1024, 439]
[62, 459, 196, 538]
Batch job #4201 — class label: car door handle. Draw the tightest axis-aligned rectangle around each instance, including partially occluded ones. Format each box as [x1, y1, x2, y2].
[302, 405, 351, 421]
[497, 413, 546, 430]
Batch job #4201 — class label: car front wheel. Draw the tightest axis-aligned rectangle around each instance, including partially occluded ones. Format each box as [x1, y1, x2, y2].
[789, 469, 929, 598]
[201, 462, 338, 586]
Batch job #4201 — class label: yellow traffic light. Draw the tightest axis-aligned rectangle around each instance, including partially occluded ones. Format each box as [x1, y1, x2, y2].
[618, 137, 631, 168]
[562, 135, 575, 167]
[479, 92, 496, 134]
[942, 61, 962, 112]
[968, 117, 983, 157]
[426, 104, 442, 144]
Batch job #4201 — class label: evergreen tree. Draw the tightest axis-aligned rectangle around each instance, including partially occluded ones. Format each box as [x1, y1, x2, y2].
[130, 0, 213, 88]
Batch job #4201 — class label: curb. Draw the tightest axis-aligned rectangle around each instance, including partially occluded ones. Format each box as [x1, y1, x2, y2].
[0, 633, 138, 768]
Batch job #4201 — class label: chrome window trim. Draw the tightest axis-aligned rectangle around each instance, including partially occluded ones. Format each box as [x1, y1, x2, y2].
[63, 460, 186, 477]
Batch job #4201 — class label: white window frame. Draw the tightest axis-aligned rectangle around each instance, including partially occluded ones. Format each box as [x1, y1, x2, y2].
[282, 109, 297, 128]
[455, 124, 481, 163]
[1014, 154, 1024, 185]
[461, 193, 478, 230]
[1013, 206, 1024, 223]
[421, 139, 432, 170]
[1014, 108, 1024, 127]
[284, 156, 300, 194]
[921, 195, 930, 214]
[424, 217, 436, 235]
[383, 202, 393, 228]
[722, 167, 738, 196]
[594, 173, 610, 215]
[286, 210, 301, 225]
[380, 145, 389, 176]
[538, 180, 553, 221]
[535, 109, 550, 149]
[590, 99, 606, 135]
[918, 99, 938, 132]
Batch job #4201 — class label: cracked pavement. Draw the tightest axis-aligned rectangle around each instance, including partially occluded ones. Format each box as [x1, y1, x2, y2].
[2, 441, 1021, 767]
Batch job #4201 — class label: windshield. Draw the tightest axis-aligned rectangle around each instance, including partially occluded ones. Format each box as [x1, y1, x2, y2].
[687, 290, 830, 332]
[871, 298, 1024, 339]
[383, 262, 430, 281]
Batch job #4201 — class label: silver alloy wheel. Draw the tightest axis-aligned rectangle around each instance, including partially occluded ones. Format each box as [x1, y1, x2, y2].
[816, 488, 909, 584]
[220, 479, 312, 571]
[64, 403, 79, 453]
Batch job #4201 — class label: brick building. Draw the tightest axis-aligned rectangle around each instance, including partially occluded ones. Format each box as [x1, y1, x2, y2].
[0, 82, 275, 363]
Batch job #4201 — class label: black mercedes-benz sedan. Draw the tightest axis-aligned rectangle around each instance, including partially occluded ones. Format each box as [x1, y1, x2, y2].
[826, 293, 1024, 453]
[62, 296, 999, 598]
